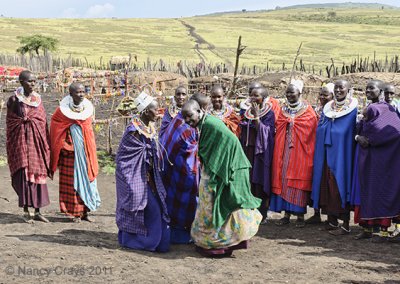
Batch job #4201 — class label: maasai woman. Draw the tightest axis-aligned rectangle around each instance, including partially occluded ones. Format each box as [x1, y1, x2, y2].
[6, 70, 51, 223]
[314, 83, 334, 119]
[159, 111, 199, 244]
[270, 80, 318, 228]
[353, 80, 400, 242]
[116, 92, 170, 252]
[306, 83, 334, 225]
[209, 85, 241, 137]
[384, 84, 399, 115]
[50, 82, 101, 222]
[311, 79, 358, 235]
[182, 98, 262, 257]
[240, 82, 281, 120]
[159, 86, 187, 138]
[240, 87, 275, 222]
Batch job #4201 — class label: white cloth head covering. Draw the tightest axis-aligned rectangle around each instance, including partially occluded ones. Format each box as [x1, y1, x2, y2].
[134, 91, 155, 112]
[323, 82, 335, 94]
[290, 79, 304, 94]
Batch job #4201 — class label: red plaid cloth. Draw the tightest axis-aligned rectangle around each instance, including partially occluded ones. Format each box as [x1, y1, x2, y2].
[59, 149, 87, 217]
[6, 95, 50, 177]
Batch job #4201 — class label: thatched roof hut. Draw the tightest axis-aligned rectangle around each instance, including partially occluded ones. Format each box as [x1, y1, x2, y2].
[127, 71, 188, 96]
[331, 72, 400, 90]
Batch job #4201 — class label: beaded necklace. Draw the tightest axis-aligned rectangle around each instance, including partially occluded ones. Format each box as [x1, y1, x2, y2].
[168, 103, 181, 119]
[15, 87, 41, 107]
[283, 101, 306, 116]
[244, 100, 272, 120]
[209, 103, 233, 120]
[331, 97, 351, 113]
[131, 115, 157, 139]
[69, 102, 85, 113]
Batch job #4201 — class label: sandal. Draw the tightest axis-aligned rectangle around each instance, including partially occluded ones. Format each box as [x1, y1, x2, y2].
[354, 231, 372, 240]
[295, 218, 306, 228]
[71, 217, 81, 223]
[305, 214, 322, 225]
[371, 235, 389, 243]
[195, 246, 230, 258]
[389, 231, 400, 243]
[82, 214, 94, 223]
[275, 217, 290, 226]
[22, 212, 34, 224]
[329, 226, 351, 236]
[324, 221, 339, 231]
[34, 213, 49, 223]
[390, 227, 400, 238]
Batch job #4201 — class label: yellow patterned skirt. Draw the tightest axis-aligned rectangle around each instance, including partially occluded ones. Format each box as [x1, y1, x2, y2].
[190, 168, 262, 249]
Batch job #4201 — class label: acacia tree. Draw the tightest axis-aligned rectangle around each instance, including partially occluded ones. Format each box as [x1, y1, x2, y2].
[16, 34, 59, 57]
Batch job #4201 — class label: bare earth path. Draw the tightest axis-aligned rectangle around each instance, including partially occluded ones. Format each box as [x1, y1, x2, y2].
[178, 20, 232, 66]
[0, 166, 399, 284]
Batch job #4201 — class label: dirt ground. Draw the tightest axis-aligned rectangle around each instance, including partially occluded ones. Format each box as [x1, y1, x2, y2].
[0, 167, 399, 284]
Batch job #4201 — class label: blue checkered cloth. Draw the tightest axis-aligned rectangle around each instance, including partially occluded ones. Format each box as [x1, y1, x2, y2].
[116, 123, 169, 235]
[159, 113, 199, 230]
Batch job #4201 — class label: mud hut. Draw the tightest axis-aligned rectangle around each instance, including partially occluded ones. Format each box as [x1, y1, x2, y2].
[110, 56, 131, 71]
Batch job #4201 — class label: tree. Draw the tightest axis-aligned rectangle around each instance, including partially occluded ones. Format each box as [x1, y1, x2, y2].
[16, 34, 59, 56]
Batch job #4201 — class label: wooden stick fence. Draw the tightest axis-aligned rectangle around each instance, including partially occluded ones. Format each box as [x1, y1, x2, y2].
[1, 52, 400, 81]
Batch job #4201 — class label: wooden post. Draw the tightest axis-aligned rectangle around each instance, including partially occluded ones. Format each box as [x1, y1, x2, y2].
[289, 42, 303, 82]
[232, 36, 246, 96]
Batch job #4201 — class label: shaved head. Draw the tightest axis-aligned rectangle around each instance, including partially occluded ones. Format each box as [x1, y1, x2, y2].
[182, 99, 203, 128]
[384, 83, 396, 104]
[366, 79, 385, 102]
[174, 85, 188, 107]
[249, 81, 262, 95]
[334, 79, 351, 89]
[367, 80, 385, 91]
[334, 79, 351, 102]
[211, 85, 224, 94]
[190, 92, 210, 110]
[175, 86, 187, 95]
[69, 82, 84, 94]
[211, 85, 225, 110]
[254, 87, 269, 98]
[18, 70, 32, 82]
[182, 99, 200, 113]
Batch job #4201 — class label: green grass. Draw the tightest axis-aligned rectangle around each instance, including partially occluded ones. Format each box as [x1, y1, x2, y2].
[0, 156, 7, 167]
[0, 6, 399, 70]
[97, 150, 116, 175]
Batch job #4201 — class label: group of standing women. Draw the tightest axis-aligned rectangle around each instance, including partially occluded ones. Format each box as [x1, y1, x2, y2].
[7, 69, 398, 258]
[115, 76, 399, 257]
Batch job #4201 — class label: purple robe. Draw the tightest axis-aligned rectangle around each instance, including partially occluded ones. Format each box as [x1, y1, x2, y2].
[240, 110, 275, 196]
[240, 110, 275, 217]
[159, 108, 173, 139]
[358, 102, 400, 219]
[115, 123, 170, 251]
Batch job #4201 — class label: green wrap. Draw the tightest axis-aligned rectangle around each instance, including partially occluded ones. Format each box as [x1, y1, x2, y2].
[198, 115, 261, 228]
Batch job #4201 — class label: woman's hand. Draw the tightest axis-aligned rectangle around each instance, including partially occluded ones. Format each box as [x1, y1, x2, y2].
[356, 135, 369, 148]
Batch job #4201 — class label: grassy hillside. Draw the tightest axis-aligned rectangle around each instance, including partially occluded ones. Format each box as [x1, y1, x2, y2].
[0, 6, 399, 70]
[277, 2, 395, 10]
